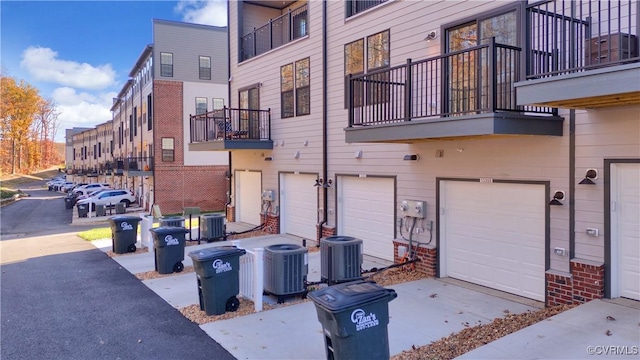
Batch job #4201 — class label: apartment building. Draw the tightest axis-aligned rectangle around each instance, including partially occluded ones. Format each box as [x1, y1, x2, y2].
[189, 0, 639, 306]
[69, 19, 230, 214]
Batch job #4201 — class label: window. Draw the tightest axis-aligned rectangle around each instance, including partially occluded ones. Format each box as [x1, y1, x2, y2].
[161, 138, 174, 162]
[445, 8, 518, 114]
[280, 64, 294, 118]
[295, 58, 310, 116]
[366, 30, 390, 105]
[133, 107, 138, 136]
[344, 39, 364, 108]
[129, 114, 133, 141]
[147, 94, 153, 131]
[239, 86, 260, 138]
[160, 52, 173, 77]
[346, 0, 388, 18]
[196, 97, 207, 115]
[199, 56, 211, 80]
[212, 98, 224, 110]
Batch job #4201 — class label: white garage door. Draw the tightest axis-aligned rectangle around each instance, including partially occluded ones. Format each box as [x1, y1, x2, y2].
[612, 163, 640, 300]
[235, 171, 262, 226]
[280, 173, 318, 240]
[338, 176, 395, 261]
[440, 181, 545, 301]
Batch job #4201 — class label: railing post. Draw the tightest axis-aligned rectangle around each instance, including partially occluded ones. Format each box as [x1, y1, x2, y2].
[269, 19, 273, 51]
[252, 28, 257, 59]
[267, 108, 271, 140]
[405, 58, 412, 122]
[487, 38, 495, 112]
[347, 74, 353, 127]
[253, 248, 264, 312]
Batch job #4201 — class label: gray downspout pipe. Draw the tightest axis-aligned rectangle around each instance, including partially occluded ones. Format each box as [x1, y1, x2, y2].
[318, 0, 328, 242]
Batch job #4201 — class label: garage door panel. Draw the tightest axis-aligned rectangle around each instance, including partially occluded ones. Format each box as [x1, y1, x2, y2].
[339, 177, 394, 261]
[614, 164, 640, 300]
[281, 174, 317, 240]
[442, 181, 545, 302]
[236, 171, 262, 226]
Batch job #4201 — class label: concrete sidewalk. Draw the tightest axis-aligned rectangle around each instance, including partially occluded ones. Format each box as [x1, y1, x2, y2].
[91, 226, 640, 360]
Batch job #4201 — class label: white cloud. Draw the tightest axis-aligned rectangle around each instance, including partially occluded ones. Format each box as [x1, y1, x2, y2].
[175, 0, 227, 26]
[20, 47, 116, 90]
[51, 87, 115, 139]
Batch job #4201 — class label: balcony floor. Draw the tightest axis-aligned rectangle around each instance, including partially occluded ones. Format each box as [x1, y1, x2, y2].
[345, 112, 564, 144]
[189, 139, 274, 151]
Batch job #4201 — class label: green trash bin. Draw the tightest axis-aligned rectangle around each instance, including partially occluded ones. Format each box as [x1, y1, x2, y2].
[150, 226, 189, 274]
[76, 203, 89, 218]
[160, 216, 185, 227]
[308, 280, 398, 360]
[108, 216, 141, 254]
[187, 246, 246, 316]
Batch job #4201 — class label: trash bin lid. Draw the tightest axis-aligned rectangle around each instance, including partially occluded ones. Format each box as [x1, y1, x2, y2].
[149, 226, 189, 235]
[188, 246, 246, 262]
[110, 215, 142, 222]
[308, 280, 397, 312]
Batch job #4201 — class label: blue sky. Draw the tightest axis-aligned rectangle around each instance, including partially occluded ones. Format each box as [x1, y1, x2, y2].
[1, 0, 227, 141]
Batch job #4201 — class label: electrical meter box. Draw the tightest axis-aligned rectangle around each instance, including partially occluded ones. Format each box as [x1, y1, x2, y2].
[400, 200, 426, 218]
[262, 190, 276, 201]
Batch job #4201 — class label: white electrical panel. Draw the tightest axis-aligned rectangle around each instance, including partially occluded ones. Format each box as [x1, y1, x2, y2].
[400, 200, 426, 218]
[262, 190, 276, 201]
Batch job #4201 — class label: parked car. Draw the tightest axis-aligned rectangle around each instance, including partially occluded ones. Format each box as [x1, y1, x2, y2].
[55, 182, 74, 192]
[72, 183, 111, 196]
[76, 189, 136, 211]
[47, 178, 65, 191]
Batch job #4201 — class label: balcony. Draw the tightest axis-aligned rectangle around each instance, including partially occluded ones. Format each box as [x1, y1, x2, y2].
[189, 107, 273, 151]
[125, 157, 154, 176]
[345, 38, 564, 144]
[515, 0, 640, 109]
[240, 3, 308, 62]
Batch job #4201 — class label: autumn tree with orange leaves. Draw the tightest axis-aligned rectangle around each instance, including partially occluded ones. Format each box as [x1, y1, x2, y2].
[1, 74, 61, 174]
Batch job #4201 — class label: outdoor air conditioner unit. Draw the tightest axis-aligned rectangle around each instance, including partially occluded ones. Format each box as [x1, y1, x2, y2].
[264, 244, 308, 303]
[199, 213, 226, 241]
[320, 236, 363, 284]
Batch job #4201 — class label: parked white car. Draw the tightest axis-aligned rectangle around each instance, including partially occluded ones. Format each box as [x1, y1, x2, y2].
[72, 183, 111, 196]
[76, 189, 136, 210]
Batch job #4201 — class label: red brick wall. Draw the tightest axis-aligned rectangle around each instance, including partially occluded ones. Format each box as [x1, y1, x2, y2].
[571, 260, 605, 303]
[393, 240, 436, 277]
[546, 272, 573, 306]
[317, 224, 336, 245]
[152, 80, 228, 214]
[226, 205, 235, 222]
[260, 214, 280, 234]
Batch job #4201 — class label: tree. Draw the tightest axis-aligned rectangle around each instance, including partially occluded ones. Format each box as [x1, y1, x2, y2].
[0, 75, 43, 173]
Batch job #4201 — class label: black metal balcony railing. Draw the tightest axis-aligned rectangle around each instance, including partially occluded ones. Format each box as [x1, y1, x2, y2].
[190, 107, 271, 143]
[125, 157, 154, 172]
[346, 0, 388, 18]
[241, 4, 308, 61]
[348, 38, 556, 127]
[526, 0, 639, 79]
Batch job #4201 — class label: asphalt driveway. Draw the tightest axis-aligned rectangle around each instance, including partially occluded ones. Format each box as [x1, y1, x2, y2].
[0, 180, 235, 360]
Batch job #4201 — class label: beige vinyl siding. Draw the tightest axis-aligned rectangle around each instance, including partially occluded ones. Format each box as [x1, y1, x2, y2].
[574, 106, 640, 263]
[324, 1, 570, 272]
[230, 1, 323, 201]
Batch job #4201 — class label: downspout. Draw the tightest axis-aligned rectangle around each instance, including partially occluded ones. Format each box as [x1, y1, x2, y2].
[225, 0, 233, 219]
[318, 0, 328, 241]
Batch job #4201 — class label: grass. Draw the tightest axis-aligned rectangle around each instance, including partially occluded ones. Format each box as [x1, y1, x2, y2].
[0, 168, 64, 190]
[77, 220, 190, 241]
[0, 188, 19, 200]
[77, 227, 112, 241]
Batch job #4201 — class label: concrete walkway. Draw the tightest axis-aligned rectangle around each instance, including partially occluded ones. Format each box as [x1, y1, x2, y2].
[88, 227, 640, 359]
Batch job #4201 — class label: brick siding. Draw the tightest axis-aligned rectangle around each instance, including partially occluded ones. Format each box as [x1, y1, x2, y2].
[570, 260, 605, 304]
[392, 240, 437, 277]
[151, 80, 228, 214]
[260, 213, 280, 234]
[546, 272, 573, 306]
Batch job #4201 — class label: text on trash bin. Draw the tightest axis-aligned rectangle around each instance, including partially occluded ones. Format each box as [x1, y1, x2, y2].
[351, 309, 379, 331]
[212, 259, 233, 274]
